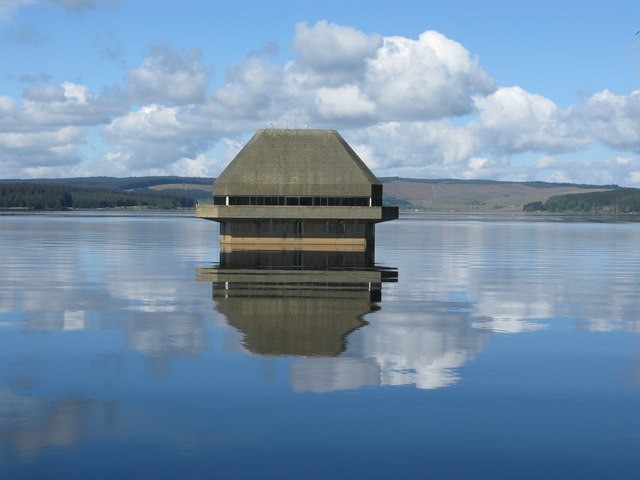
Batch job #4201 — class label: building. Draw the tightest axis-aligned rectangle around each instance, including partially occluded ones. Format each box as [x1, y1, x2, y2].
[196, 129, 398, 252]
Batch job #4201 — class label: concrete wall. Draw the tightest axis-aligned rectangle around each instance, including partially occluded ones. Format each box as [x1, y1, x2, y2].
[196, 204, 398, 222]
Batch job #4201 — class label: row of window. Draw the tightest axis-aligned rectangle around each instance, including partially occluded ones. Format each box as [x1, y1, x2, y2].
[212, 196, 379, 207]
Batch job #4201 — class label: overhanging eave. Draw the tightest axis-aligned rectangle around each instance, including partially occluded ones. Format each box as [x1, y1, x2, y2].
[196, 204, 398, 222]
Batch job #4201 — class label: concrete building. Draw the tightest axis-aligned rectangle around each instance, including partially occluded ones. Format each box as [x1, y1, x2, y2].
[196, 129, 398, 252]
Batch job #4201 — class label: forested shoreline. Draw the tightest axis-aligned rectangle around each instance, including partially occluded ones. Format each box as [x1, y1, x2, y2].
[524, 188, 640, 214]
[0, 183, 195, 210]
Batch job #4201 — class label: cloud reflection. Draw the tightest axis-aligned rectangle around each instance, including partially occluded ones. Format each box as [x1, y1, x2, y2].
[291, 302, 489, 392]
[0, 215, 216, 371]
[0, 390, 115, 463]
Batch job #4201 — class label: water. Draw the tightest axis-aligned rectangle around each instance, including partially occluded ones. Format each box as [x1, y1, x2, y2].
[0, 211, 639, 479]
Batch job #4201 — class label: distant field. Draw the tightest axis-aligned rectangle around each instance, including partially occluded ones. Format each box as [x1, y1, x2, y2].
[383, 179, 610, 212]
[148, 183, 211, 192]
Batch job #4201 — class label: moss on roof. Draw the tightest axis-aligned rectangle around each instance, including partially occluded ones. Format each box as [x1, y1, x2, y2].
[214, 129, 381, 197]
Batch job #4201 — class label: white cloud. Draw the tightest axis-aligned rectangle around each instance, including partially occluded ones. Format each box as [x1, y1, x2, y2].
[460, 156, 490, 179]
[18, 81, 124, 127]
[526, 154, 640, 186]
[211, 56, 283, 119]
[0, 95, 16, 114]
[288, 24, 496, 124]
[348, 121, 478, 173]
[628, 171, 640, 184]
[314, 85, 376, 121]
[472, 86, 587, 154]
[166, 153, 220, 178]
[350, 142, 382, 169]
[103, 104, 220, 172]
[581, 89, 640, 152]
[0, 126, 84, 176]
[126, 45, 209, 105]
[0, 126, 81, 149]
[364, 31, 495, 120]
[0, 80, 124, 177]
[61, 81, 87, 103]
[293, 20, 382, 74]
[535, 155, 556, 168]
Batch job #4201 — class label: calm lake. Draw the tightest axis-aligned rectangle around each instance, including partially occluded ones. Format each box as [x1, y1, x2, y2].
[0, 211, 639, 479]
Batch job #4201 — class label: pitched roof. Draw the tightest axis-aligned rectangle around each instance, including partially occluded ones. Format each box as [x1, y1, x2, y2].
[214, 129, 380, 197]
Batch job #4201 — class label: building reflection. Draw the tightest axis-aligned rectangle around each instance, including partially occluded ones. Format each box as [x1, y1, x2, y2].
[198, 251, 503, 393]
[197, 251, 397, 358]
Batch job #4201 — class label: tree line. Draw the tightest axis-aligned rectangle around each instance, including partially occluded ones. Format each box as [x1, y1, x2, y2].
[524, 188, 640, 213]
[0, 183, 196, 210]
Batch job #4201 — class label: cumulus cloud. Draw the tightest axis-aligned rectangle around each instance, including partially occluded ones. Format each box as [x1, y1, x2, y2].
[288, 24, 495, 123]
[364, 31, 495, 120]
[472, 86, 587, 154]
[126, 45, 209, 105]
[0, 126, 84, 176]
[293, 20, 382, 74]
[0, 80, 125, 177]
[532, 155, 640, 186]
[211, 55, 284, 119]
[348, 121, 478, 175]
[314, 85, 376, 121]
[2, 19, 640, 184]
[103, 104, 220, 172]
[18, 81, 125, 128]
[581, 89, 640, 152]
[344, 85, 615, 180]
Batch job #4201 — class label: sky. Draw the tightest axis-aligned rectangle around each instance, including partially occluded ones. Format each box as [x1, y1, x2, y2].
[1, 0, 640, 185]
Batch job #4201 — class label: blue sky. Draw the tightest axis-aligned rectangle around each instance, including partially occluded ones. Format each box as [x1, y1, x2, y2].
[1, 0, 640, 185]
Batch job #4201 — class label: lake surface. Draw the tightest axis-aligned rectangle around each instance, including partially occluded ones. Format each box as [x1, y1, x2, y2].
[0, 211, 639, 479]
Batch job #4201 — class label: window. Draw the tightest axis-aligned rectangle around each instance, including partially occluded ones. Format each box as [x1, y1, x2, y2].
[218, 195, 372, 206]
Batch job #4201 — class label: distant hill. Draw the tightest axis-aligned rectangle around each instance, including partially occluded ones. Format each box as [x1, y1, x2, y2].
[380, 178, 615, 212]
[0, 176, 621, 212]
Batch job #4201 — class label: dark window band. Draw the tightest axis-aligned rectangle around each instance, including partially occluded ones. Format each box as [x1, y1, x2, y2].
[212, 196, 380, 207]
